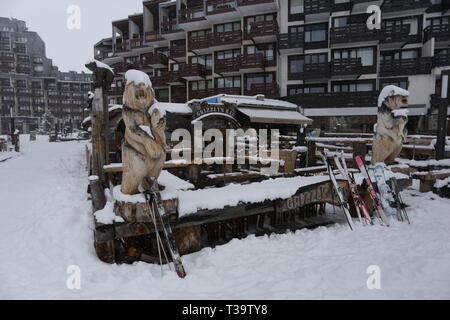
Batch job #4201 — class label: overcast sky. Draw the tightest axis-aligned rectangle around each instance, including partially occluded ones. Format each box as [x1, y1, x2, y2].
[0, 0, 144, 73]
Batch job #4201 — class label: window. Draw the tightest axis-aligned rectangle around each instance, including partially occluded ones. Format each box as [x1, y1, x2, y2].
[288, 55, 304, 80]
[190, 80, 213, 91]
[381, 49, 420, 62]
[245, 43, 276, 62]
[380, 78, 409, 90]
[216, 76, 241, 88]
[332, 81, 375, 93]
[333, 47, 375, 66]
[245, 13, 276, 32]
[215, 22, 241, 33]
[305, 53, 327, 64]
[288, 84, 327, 96]
[216, 49, 240, 60]
[191, 55, 212, 70]
[304, 24, 327, 43]
[426, 16, 450, 26]
[190, 29, 212, 38]
[245, 73, 274, 90]
[289, 0, 304, 21]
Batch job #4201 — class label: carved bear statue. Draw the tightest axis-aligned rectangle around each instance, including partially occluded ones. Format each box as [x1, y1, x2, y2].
[372, 85, 410, 165]
[121, 70, 166, 195]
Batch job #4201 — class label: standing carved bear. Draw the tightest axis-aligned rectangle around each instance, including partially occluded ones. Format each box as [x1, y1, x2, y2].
[121, 70, 166, 195]
[372, 85, 410, 165]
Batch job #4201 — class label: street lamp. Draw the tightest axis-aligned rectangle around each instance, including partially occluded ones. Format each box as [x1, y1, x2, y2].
[436, 70, 449, 160]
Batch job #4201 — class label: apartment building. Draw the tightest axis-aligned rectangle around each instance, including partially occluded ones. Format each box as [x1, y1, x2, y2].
[0, 18, 92, 134]
[94, 0, 450, 133]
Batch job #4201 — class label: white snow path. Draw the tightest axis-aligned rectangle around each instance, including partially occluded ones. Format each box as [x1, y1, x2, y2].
[0, 136, 450, 299]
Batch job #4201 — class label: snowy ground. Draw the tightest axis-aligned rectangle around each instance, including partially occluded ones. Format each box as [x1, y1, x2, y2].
[1, 136, 450, 300]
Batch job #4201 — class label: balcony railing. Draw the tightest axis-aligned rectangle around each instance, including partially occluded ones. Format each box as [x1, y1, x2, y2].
[434, 53, 450, 68]
[140, 53, 168, 68]
[381, 25, 412, 43]
[108, 87, 124, 96]
[206, 0, 237, 15]
[331, 58, 364, 75]
[189, 30, 242, 51]
[380, 58, 433, 76]
[245, 20, 278, 40]
[245, 82, 279, 98]
[303, 62, 331, 80]
[382, 0, 430, 12]
[171, 94, 187, 103]
[424, 24, 450, 43]
[304, 0, 331, 15]
[278, 32, 304, 50]
[170, 45, 186, 59]
[161, 20, 181, 34]
[94, 51, 113, 61]
[286, 91, 379, 109]
[180, 63, 207, 79]
[239, 54, 265, 70]
[215, 87, 241, 95]
[179, 7, 206, 23]
[330, 24, 379, 44]
[237, 0, 275, 6]
[215, 56, 240, 74]
[189, 88, 217, 99]
[145, 31, 165, 43]
[114, 41, 128, 53]
[130, 37, 145, 49]
[151, 73, 170, 87]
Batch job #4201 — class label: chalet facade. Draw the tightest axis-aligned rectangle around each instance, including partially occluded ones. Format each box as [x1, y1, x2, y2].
[0, 18, 92, 134]
[94, 0, 450, 133]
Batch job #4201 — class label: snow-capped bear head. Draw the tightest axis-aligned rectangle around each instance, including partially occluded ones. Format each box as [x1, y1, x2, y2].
[123, 70, 154, 112]
[378, 85, 410, 111]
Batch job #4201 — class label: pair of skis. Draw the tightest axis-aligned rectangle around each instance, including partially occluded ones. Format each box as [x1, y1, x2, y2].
[333, 153, 372, 226]
[143, 177, 186, 279]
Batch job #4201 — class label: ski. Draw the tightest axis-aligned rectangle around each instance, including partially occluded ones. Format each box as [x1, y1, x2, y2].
[388, 177, 411, 224]
[320, 152, 354, 231]
[373, 163, 397, 217]
[144, 178, 187, 279]
[333, 153, 372, 226]
[354, 156, 390, 227]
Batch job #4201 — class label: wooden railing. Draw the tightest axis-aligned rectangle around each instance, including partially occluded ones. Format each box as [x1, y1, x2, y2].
[206, 0, 237, 14]
[189, 30, 242, 51]
[246, 83, 279, 98]
[285, 91, 379, 109]
[330, 24, 379, 44]
[381, 24, 411, 43]
[304, 0, 331, 14]
[245, 20, 278, 40]
[424, 24, 450, 42]
[278, 32, 304, 50]
[380, 58, 433, 77]
[179, 7, 205, 23]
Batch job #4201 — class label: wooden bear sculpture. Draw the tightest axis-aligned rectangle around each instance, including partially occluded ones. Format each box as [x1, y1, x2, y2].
[372, 85, 410, 165]
[121, 70, 166, 195]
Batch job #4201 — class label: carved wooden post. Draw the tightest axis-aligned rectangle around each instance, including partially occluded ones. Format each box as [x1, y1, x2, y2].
[307, 140, 316, 167]
[89, 175, 106, 212]
[85, 60, 114, 186]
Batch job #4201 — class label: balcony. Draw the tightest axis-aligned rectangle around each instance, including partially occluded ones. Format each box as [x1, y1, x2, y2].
[17, 89, 31, 96]
[113, 40, 128, 54]
[215, 56, 240, 74]
[145, 31, 167, 45]
[0, 53, 14, 61]
[278, 32, 304, 53]
[303, 62, 331, 80]
[424, 24, 450, 43]
[286, 91, 379, 109]
[206, 0, 240, 22]
[215, 87, 241, 95]
[382, 0, 430, 13]
[170, 45, 186, 61]
[171, 93, 187, 103]
[140, 53, 168, 69]
[189, 88, 217, 100]
[237, 0, 277, 15]
[245, 82, 279, 98]
[161, 20, 183, 39]
[130, 37, 145, 49]
[304, 0, 331, 15]
[434, 52, 450, 68]
[179, 7, 209, 31]
[108, 87, 124, 96]
[381, 25, 413, 46]
[239, 54, 265, 72]
[331, 58, 368, 76]
[180, 63, 207, 81]
[189, 30, 242, 53]
[330, 24, 379, 45]
[380, 58, 433, 76]
[110, 62, 127, 74]
[245, 20, 278, 43]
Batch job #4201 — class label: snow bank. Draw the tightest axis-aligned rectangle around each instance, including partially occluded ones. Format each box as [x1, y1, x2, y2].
[125, 70, 152, 88]
[176, 175, 329, 216]
[113, 186, 146, 203]
[378, 85, 410, 107]
[159, 170, 194, 200]
[94, 202, 124, 225]
[396, 158, 450, 168]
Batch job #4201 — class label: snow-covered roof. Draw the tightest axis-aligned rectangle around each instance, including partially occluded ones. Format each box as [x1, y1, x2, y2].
[238, 107, 312, 125]
[188, 94, 298, 110]
[304, 106, 427, 117]
[153, 101, 192, 115]
[378, 85, 410, 107]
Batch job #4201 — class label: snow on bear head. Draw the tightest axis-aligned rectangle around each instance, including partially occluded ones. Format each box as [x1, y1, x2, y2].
[124, 70, 154, 112]
[378, 85, 410, 111]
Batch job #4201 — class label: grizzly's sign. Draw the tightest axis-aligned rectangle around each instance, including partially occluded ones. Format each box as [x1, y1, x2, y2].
[277, 181, 350, 212]
[193, 102, 237, 121]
